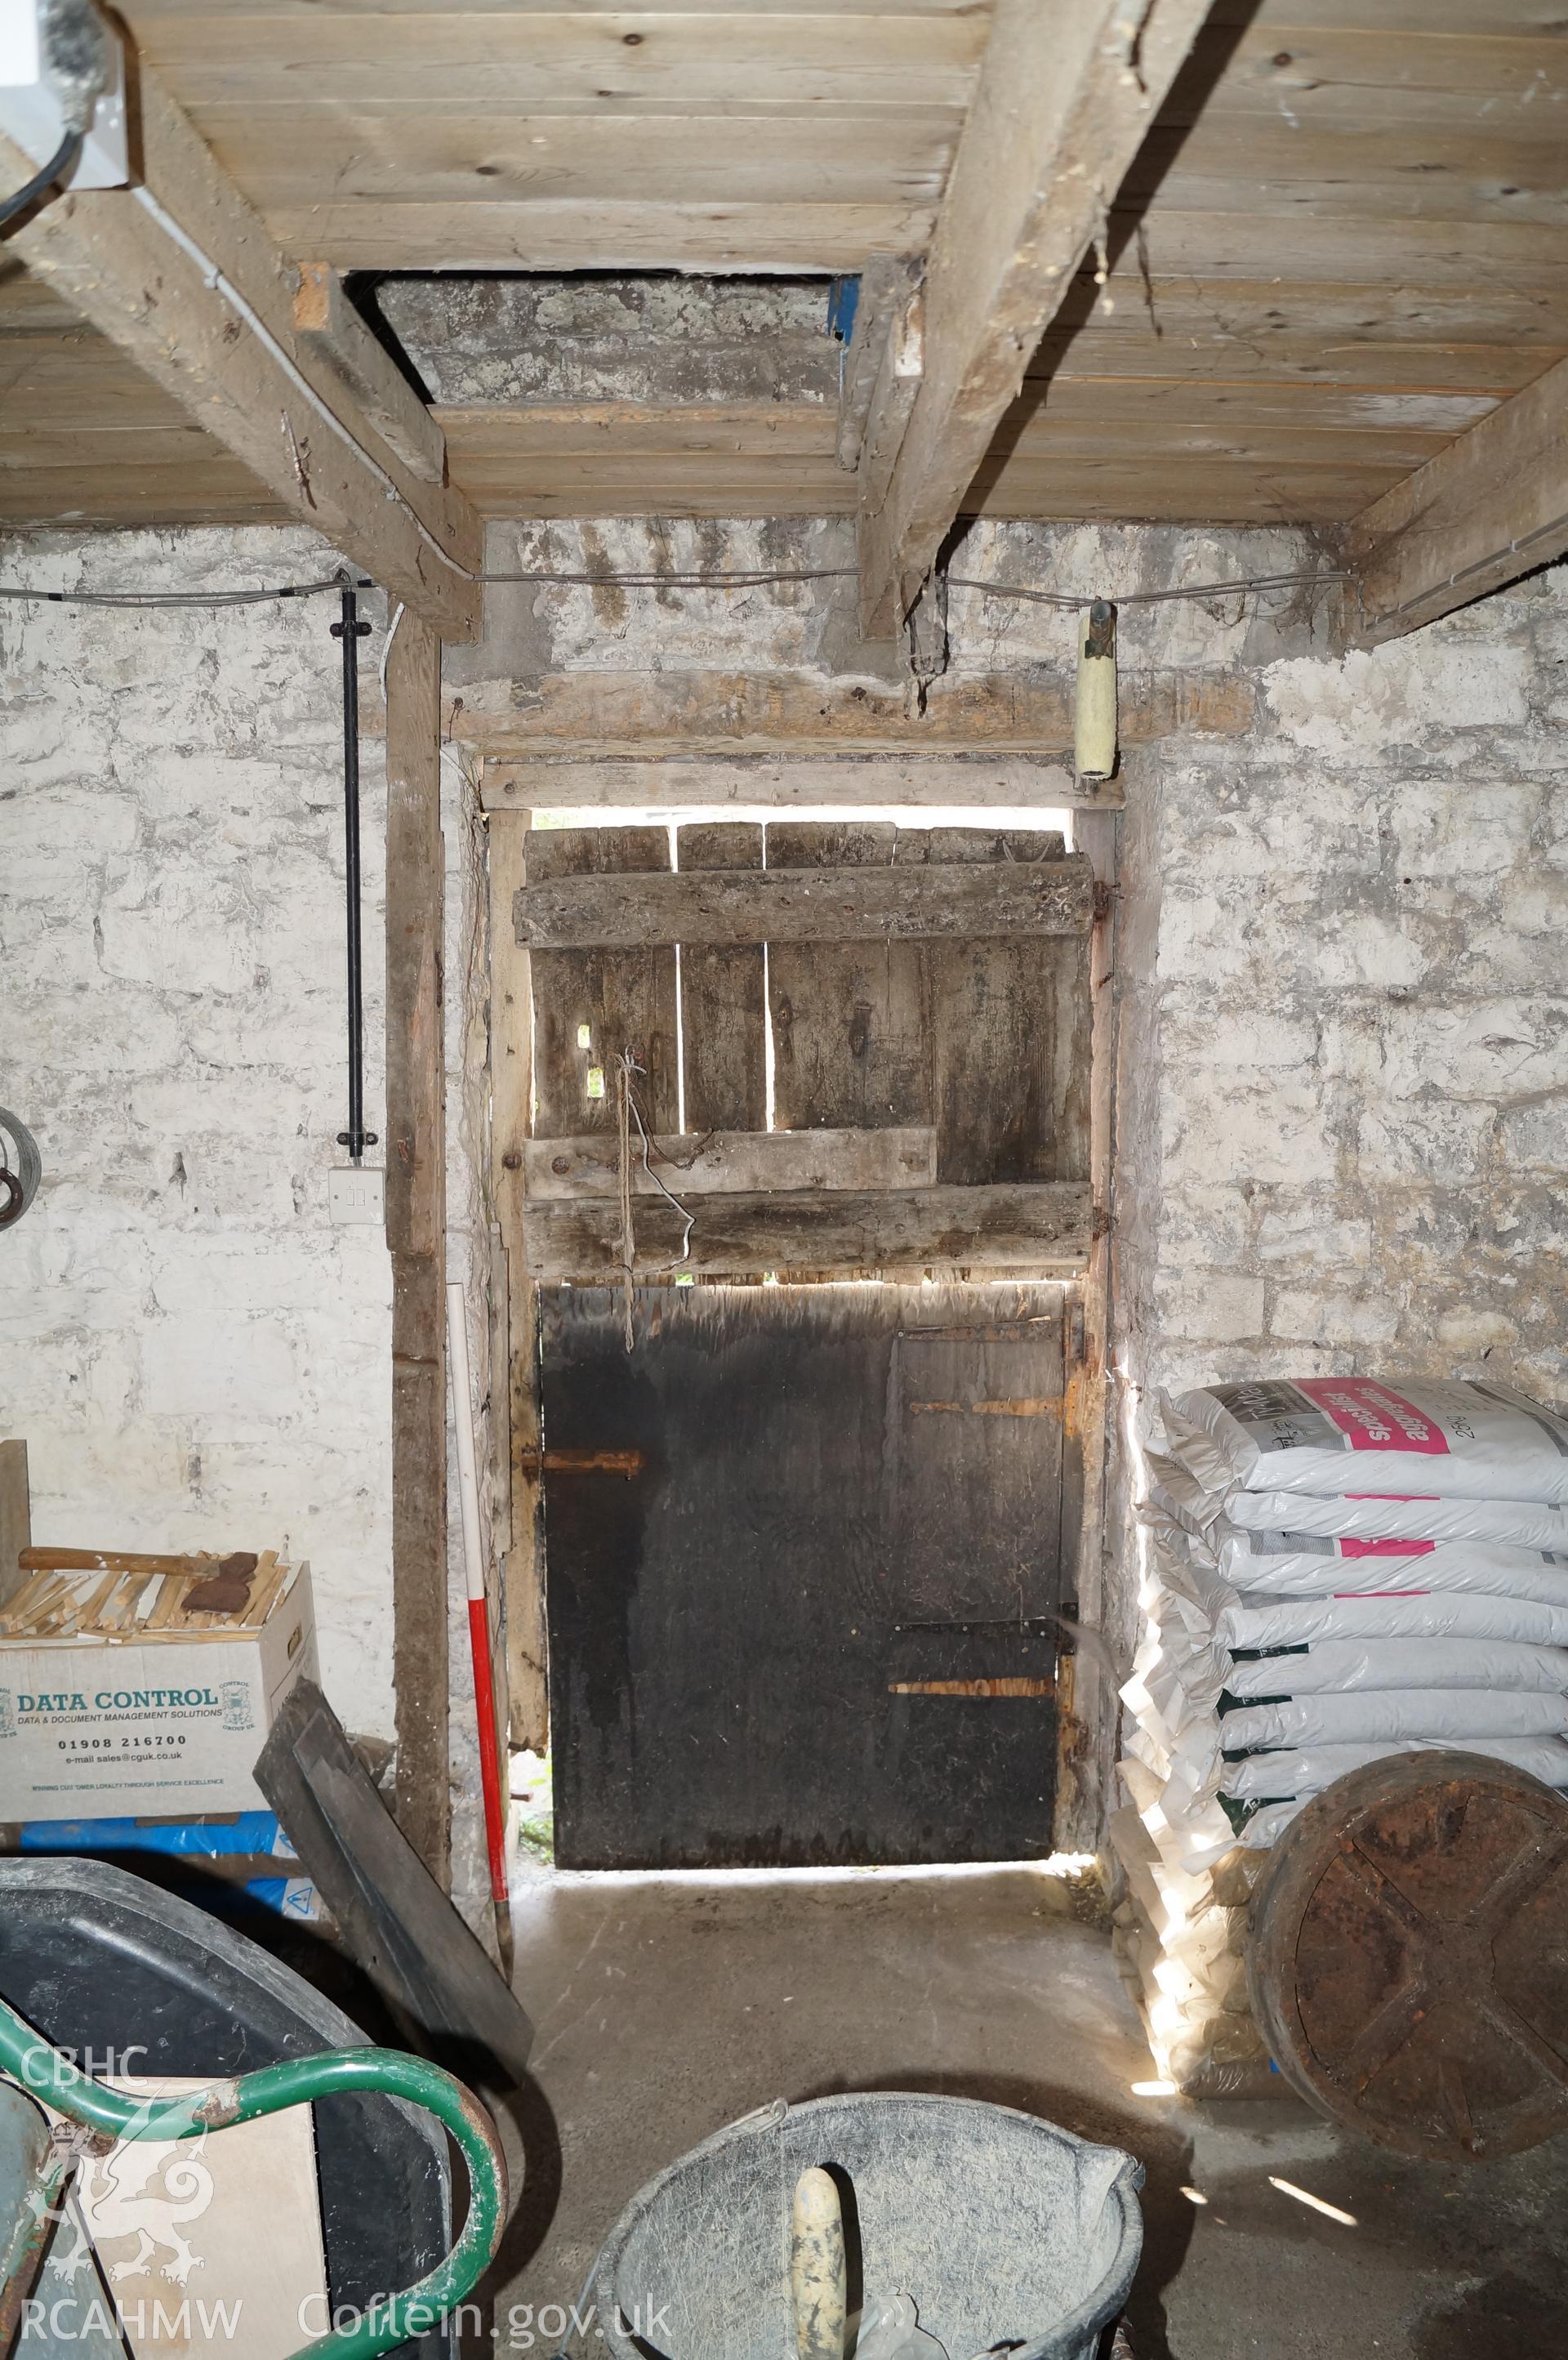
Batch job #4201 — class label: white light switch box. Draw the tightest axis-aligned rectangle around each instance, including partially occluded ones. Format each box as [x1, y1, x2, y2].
[0, 0, 130, 190]
[329, 1166, 385, 1225]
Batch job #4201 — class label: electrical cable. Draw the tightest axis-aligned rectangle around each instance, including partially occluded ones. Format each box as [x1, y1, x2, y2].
[0, 126, 83, 228]
[0, 564, 1346, 610]
[479, 566, 859, 588]
[947, 568, 1349, 609]
[0, 575, 353, 609]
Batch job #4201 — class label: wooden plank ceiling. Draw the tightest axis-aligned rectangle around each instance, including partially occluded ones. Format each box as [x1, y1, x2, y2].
[2, 0, 1566, 532]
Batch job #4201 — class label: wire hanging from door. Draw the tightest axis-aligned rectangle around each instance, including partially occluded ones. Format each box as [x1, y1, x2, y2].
[614, 1051, 697, 1351]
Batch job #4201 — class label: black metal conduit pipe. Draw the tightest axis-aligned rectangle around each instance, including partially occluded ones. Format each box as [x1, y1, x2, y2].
[332, 582, 376, 1163]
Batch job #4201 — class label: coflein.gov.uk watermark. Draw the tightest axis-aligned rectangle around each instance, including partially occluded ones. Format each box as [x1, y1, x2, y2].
[21, 2297, 675, 2347]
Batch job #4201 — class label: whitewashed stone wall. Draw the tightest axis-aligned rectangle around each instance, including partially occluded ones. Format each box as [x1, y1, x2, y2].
[1109, 560, 1568, 1659]
[455, 519, 1567, 1693]
[5, 512, 1562, 1859]
[0, 528, 496, 1911]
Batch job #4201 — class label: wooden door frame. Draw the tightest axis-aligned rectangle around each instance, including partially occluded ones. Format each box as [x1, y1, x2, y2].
[485, 771, 1118, 1848]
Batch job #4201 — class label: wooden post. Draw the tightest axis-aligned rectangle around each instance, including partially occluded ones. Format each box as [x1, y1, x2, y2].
[488, 814, 549, 1753]
[384, 614, 450, 1887]
[1056, 808, 1118, 1853]
[0, 1441, 29, 1613]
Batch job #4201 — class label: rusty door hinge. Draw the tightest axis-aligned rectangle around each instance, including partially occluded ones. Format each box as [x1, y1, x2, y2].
[517, 1448, 643, 1479]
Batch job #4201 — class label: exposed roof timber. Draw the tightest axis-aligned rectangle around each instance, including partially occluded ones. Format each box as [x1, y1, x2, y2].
[1, 75, 480, 636]
[857, 0, 1219, 637]
[1348, 350, 1568, 645]
[835, 257, 923, 475]
[292, 262, 444, 485]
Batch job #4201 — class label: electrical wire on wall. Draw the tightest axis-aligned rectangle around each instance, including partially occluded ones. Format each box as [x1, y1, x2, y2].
[0, 563, 1349, 613]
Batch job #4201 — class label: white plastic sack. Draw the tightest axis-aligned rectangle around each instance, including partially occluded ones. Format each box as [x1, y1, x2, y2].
[1161, 1377, 1568, 1503]
[1233, 1798, 1306, 1849]
[1206, 1523, 1568, 1604]
[1146, 1510, 1566, 1623]
[1221, 1733, 1568, 1804]
[1219, 1687, 1568, 1755]
[1216, 1586, 1568, 1654]
[1221, 1635, 1568, 1700]
[1215, 1484, 1568, 1552]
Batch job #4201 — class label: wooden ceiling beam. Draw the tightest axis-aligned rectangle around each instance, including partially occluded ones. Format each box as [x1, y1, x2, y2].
[1, 72, 480, 637]
[857, 0, 1218, 638]
[292, 261, 445, 488]
[1347, 351, 1568, 645]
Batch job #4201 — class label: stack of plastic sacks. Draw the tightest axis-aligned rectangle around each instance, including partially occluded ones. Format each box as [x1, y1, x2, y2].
[1111, 1374, 1568, 2098]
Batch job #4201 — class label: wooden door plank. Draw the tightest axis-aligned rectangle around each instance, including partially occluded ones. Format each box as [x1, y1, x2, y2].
[526, 1126, 936, 1201]
[525, 826, 679, 1139]
[524, 1183, 1093, 1281]
[677, 823, 766, 1133]
[890, 1324, 1065, 1619]
[515, 853, 1095, 949]
[765, 823, 929, 1134]
[482, 754, 1099, 813]
[539, 1280, 1065, 1870]
[457, 666, 1254, 759]
[902, 828, 1090, 1187]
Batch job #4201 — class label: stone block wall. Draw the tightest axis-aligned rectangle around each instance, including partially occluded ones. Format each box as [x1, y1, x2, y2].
[1109, 558, 1568, 1657]
[5, 510, 1562, 1855]
[0, 528, 498, 1913]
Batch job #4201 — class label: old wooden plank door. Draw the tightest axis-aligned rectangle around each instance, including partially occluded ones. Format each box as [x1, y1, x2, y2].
[506, 818, 1095, 1870]
[541, 1282, 1070, 1869]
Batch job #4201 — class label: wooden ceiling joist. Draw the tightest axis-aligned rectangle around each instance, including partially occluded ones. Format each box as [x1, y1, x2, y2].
[1, 73, 481, 636]
[292, 261, 446, 489]
[1348, 349, 1568, 645]
[856, 0, 1218, 636]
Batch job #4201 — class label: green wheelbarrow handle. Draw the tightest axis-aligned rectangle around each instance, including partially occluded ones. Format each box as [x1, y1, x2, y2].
[0, 1990, 509, 2360]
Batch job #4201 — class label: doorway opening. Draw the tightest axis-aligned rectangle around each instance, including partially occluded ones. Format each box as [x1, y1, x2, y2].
[490, 799, 1105, 1873]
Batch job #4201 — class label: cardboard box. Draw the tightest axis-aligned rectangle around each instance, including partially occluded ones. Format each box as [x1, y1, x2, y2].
[0, 1559, 317, 1816]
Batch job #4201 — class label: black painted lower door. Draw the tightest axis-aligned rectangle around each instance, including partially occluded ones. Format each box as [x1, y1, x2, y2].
[541, 1281, 1068, 1870]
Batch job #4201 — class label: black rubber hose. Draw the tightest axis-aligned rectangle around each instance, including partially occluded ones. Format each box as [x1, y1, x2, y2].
[0, 127, 84, 230]
[0, 1109, 42, 1230]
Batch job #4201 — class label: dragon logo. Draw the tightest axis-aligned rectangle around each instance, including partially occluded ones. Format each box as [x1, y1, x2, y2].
[75, 2118, 216, 2288]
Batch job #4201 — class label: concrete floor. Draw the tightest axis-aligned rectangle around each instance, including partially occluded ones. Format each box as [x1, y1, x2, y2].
[486, 1864, 1568, 2360]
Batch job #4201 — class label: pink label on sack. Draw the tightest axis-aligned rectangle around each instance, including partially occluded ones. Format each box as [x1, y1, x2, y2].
[1339, 1537, 1436, 1559]
[1294, 1378, 1450, 1455]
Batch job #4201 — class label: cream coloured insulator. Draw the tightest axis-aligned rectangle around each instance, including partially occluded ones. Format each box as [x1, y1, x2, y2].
[1075, 600, 1119, 783]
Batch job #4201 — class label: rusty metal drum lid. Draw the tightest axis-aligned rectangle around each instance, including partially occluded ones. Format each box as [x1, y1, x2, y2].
[1246, 1748, 1568, 2161]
